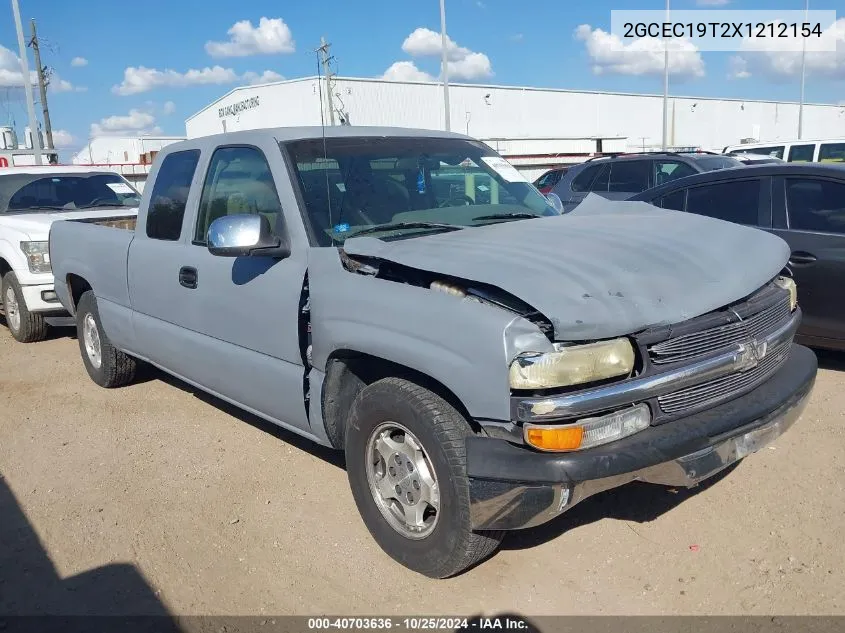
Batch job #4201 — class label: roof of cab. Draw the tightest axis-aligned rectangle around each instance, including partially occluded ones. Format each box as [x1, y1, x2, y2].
[171, 125, 473, 149]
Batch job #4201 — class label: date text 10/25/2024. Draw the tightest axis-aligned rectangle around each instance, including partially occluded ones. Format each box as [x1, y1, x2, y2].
[307, 618, 534, 631]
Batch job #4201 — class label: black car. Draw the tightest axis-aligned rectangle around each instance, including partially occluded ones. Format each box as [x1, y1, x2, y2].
[552, 151, 744, 212]
[629, 163, 845, 351]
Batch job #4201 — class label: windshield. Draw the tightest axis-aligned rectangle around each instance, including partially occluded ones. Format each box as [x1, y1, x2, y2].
[0, 172, 141, 214]
[283, 136, 559, 245]
[694, 156, 744, 171]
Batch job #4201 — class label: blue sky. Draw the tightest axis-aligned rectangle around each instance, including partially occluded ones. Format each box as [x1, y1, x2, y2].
[0, 0, 842, 156]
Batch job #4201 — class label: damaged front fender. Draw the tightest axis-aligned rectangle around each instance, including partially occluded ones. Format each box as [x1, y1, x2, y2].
[307, 248, 553, 423]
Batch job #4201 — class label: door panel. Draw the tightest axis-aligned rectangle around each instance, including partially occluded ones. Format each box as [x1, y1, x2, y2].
[771, 176, 845, 344]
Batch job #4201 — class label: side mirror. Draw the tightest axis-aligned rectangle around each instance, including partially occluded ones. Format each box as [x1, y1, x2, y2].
[207, 214, 291, 259]
[546, 192, 564, 214]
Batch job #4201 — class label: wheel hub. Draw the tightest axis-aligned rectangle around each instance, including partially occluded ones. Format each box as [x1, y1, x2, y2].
[4, 286, 20, 332]
[82, 313, 102, 369]
[366, 423, 440, 539]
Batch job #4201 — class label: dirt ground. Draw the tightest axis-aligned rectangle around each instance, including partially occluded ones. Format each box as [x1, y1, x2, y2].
[1, 324, 843, 617]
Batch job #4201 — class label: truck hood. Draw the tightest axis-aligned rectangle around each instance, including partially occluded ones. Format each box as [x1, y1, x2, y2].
[342, 195, 791, 341]
[0, 207, 138, 240]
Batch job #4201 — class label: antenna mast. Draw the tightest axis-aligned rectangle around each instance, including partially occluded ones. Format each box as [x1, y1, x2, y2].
[316, 37, 336, 126]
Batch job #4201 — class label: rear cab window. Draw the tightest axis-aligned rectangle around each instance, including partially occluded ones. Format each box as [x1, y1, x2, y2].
[659, 189, 686, 211]
[730, 146, 785, 160]
[145, 150, 201, 241]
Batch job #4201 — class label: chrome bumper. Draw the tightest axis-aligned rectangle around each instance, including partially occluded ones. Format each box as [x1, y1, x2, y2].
[468, 344, 815, 531]
[513, 308, 801, 423]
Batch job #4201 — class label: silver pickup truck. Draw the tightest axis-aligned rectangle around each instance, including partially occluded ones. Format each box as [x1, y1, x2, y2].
[49, 127, 817, 578]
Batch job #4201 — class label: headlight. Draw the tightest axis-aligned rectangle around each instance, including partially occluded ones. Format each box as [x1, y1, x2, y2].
[774, 276, 797, 311]
[508, 338, 635, 389]
[20, 241, 51, 274]
[524, 404, 651, 452]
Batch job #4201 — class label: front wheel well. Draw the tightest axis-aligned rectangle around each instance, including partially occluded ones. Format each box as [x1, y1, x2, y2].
[66, 274, 93, 310]
[321, 350, 479, 449]
[0, 258, 11, 278]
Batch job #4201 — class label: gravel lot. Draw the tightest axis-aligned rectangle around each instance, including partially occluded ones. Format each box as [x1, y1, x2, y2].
[1, 324, 844, 616]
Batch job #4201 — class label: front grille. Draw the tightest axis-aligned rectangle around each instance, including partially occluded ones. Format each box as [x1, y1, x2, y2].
[657, 340, 791, 414]
[649, 294, 791, 365]
[644, 287, 795, 418]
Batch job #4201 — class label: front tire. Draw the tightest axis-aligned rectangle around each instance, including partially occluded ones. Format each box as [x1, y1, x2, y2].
[76, 290, 136, 388]
[1, 272, 48, 343]
[345, 377, 503, 578]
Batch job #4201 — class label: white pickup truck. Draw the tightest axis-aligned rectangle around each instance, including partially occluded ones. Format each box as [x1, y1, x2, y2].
[0, 166, 139, 342]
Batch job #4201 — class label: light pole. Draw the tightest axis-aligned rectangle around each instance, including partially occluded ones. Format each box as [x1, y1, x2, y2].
[661, 0, 670, 150]
[439, 0, 451, 132]
[798, 0, 808, 139]
[10, 0, 42, 164]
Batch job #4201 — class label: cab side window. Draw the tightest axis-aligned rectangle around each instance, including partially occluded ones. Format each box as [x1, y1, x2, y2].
[146, 150, 200, 241]
[570, 164, 603, 192]
[194, 146, 283, 244]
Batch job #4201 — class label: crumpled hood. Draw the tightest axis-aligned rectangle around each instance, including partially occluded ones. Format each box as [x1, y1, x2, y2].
[0, 207, 138, 240]
[343, 195, 791, 341]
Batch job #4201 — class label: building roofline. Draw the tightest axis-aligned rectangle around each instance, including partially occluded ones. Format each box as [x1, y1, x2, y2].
[184, 76, 319, 123]
[185, 75, 845, 125]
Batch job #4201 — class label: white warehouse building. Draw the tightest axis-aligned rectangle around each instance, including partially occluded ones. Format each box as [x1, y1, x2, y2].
[186, 76, 845, 180]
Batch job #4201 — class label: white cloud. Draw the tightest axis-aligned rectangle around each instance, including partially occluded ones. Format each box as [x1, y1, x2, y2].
[728, 56, 751, 79]
[162, 100, 176, 115]
[380, 61, 434, 82]
[399, 27, 493, 80]
[0, 44, 78, 93]
[696, 0, 730, 5]
[90, 108, 162, 137]
[574, 24, 705, 79]
[70, 56, 88, 67]
[112, 65, 279, 95]
[243, 69, 283, 85]
[205, 17, 295, 58]
[730, 18, 845, 80]
[51, 129, 76, 148]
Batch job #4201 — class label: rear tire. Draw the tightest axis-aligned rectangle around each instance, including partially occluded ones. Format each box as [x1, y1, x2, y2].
[1, 272, 48, 343]
[345, 377, 503, 578]
[76, 290, 136, 388]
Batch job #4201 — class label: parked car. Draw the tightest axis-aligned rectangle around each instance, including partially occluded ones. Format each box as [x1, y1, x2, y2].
[533, 167, 569, 194]
[0, 167, 139, 342]
[723, 138, 845, 164]
[50, 127, 816, 578]
[629, 163, 845, 351]
[731, 153, 785, 165]
[551, 152, 744, 212]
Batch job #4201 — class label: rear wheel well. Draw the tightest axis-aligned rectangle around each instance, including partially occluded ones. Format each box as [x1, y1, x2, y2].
[321, 350, 479, 449]
[67, 274, 92, 310]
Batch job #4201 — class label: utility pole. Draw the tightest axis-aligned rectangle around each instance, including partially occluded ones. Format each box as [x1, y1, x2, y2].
[11, 0, 42, 164]
[316, 37, 336, 126]
[29, 18, 53, 150]
[798, 0, 808, 139]
[439, 0, 451, 131]
[661, 0, 670, 150]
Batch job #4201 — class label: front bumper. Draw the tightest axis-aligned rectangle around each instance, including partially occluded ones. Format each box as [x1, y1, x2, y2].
[466, 343, 817, 531]
[19, 282, 68, 316]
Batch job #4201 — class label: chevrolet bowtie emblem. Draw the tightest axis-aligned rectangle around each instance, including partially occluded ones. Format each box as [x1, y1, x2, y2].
[737, 339, 768, 371]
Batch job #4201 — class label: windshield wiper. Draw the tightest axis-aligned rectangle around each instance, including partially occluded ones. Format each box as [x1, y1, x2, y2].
[472, 212, 541, 222]
[345, 222, 464, 238]
[11, 205, 66, 211]
[77, 201, 132, 209]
